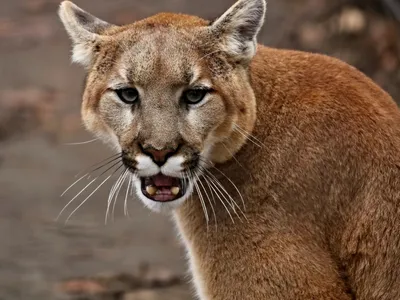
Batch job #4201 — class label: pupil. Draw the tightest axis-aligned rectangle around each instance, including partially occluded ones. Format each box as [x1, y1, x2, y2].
[189, 91, 201, 100]
[183, 89, 208, 105]
[125, 89, 136, 99]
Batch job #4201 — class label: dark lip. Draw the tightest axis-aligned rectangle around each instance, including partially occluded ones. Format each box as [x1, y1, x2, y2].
[121, 156, 137, 174]
[140, 174, 186, 203]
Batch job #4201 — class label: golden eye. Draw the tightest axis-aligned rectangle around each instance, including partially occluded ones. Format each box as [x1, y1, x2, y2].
[116, 88, 139, 104]
[183, 89, 208, 105]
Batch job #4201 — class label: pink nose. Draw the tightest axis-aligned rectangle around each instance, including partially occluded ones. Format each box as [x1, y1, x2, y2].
[141, 146, 177, 166]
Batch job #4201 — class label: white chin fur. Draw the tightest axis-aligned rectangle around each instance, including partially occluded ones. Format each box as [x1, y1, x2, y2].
[131, 153, 195, 212]
[133, 178, 194, 213]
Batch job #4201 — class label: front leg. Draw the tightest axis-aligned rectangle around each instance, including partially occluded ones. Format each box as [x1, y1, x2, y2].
[340, 192, 400, 300]
[177, 217, 351, 300]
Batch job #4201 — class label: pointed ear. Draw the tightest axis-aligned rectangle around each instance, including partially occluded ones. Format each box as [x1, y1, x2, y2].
[58, 1, 116, 67]
[210, 0, 266, 63]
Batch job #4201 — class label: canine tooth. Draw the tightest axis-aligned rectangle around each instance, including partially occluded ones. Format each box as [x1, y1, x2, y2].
[171, 186, 180, 196]
[146, 185, 157, 196]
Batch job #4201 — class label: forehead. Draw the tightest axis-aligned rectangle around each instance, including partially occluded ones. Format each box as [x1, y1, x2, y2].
[115, 29, 203, 86]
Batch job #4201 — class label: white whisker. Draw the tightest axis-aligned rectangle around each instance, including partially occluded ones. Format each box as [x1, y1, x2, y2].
[105, 168, 125, 224]
[87, 159, 122, 180]
[234, 124, 265, 148]
[202, 160, 247, 212]
[191, 171, 209, 226]
[234, 128, 263, 148]
[129, 175, 135, 197]
[204, 172, 242, 221]
[204, 170, 247, 222]
[57, 177, 97, 221]
[75, 153, 121, 178]
[221, 142, 247, 172]
[112, 169, 129, 222]
[65, 174, 114, 224]
[124, 175, 132, 217]
[203, 173, 235, 223]
[60, 172, 89, 197]
[196, 173, 217, 229]
[58, 160, 122, 222]
[64, 138, 99, 146]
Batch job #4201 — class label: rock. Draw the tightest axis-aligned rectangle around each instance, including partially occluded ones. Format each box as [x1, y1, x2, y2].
[0, 87, 59, 141]
[21, 0, 60, 14]
[0, 16, 56, 49]
[123, 287, 192, 300]
[123, 290, 158, 300]
[145, 268, 180, 288]
[53, 268, 184, 300]
[137, 264, 181, 288]
[298, 23, 326, 49]
[338, 7, 367, 34]
[381, 50, 399, 72]
[56, 278, 107, 295]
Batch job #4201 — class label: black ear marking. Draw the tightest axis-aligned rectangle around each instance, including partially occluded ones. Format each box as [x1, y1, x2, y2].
[75, 9, 92, 26]
[94, 43, 101, 53]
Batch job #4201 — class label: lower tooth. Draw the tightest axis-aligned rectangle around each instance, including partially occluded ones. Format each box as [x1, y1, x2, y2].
[146, 186, 157, 196]
[171, 187, 180, 196]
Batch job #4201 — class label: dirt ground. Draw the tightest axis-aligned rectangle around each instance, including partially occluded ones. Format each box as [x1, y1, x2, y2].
[0, 0, 399, 299]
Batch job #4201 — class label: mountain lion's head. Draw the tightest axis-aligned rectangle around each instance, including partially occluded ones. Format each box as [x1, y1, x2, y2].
[59, 0, 266, 212]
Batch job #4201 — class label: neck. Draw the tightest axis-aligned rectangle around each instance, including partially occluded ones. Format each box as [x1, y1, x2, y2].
[176, 46, 279, 228]
[207, 45, 276, 165]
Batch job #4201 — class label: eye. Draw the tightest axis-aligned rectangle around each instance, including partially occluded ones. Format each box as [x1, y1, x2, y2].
[115, 88, 139, 104]
[182, 89, 209, 105]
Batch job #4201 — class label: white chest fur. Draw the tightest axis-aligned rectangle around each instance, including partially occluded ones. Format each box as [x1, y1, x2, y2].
[173, 214, 209, 300]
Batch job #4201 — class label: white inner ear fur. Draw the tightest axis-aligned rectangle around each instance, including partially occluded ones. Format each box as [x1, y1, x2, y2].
[70, 43, 95, 66]
[211, 0, 267, 61]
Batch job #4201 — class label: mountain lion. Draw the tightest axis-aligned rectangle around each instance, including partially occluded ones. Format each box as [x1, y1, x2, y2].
[59, 0, 400, 299]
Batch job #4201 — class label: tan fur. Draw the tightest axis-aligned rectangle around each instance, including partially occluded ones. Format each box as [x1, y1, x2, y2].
[59, 0, 400, 299]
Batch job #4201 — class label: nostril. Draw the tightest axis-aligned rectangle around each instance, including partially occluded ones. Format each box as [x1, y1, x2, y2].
[140, 145, 178, 166]
[149, 149, 170, 165]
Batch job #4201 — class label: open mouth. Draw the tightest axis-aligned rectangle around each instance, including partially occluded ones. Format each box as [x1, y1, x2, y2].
[140, 174, 186, 202]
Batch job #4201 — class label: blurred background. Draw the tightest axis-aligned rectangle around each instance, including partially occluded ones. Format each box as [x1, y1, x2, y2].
[0, 0, 399, 299]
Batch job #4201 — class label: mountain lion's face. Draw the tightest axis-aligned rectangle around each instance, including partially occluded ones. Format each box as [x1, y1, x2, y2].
[59, 0, 265, 212]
